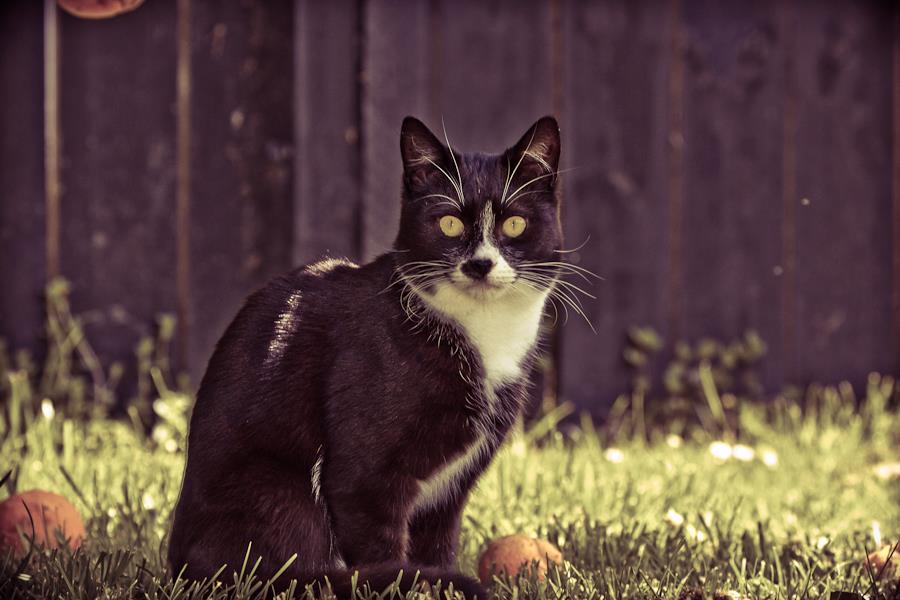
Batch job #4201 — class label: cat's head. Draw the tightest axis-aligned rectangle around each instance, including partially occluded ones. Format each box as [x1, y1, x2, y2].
[394, 116, 562, 303]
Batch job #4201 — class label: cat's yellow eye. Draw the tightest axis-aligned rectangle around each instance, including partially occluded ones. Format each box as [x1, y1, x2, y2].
[502, 216, 527, 238]
[439, 215, 465, 237]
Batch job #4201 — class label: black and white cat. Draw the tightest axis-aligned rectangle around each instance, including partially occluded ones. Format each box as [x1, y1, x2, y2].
[168, 116, 565, 599]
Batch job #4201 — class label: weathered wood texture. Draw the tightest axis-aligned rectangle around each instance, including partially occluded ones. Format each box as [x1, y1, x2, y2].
[0, 0, 898, 414]
[188, 0, 294, 383]
[560, 0, 673, 414]
[679, 0, 785, 389]
[295, 0, 361, 265]
[434, 0, 555, 151]
[361, 0, 430, 260]
[57, 0, 178, 395]
[0, 2, 46, 355]
[791, 0, 895, 387]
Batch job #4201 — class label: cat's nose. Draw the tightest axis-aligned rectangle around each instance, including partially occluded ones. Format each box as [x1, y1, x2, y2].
[461, 258, 494, 280]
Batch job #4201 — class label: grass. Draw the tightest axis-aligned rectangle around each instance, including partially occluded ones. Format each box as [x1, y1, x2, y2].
[1, 284, 899, 599]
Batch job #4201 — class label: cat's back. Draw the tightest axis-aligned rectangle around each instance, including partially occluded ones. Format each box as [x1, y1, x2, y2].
[208, 256, 388, 367]
[192, 255, 394, 412]
[182, 255, 399, 472]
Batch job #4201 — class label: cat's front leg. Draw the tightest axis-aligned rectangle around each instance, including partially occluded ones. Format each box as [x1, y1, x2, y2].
[327, 477, 417, 566]
[407, 494, 467, 568]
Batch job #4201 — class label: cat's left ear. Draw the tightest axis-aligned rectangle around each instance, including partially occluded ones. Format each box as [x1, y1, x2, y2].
[505, 116, 561, 186]
[400, 116, 450, 189]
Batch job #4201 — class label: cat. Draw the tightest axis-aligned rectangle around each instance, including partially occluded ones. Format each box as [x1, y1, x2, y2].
[168, 115, 566, 599]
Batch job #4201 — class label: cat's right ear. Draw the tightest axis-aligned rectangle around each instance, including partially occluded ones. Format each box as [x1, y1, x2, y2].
[400, 117, 448, 188]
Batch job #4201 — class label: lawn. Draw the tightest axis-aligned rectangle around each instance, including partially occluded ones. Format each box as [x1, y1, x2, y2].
[1, 289, 899, 598]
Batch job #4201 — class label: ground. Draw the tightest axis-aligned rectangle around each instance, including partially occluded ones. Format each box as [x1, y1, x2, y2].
[1, 370, 899, 599]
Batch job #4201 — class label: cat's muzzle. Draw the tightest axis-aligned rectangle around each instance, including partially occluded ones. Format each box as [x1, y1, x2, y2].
[460, 258, 494, 280]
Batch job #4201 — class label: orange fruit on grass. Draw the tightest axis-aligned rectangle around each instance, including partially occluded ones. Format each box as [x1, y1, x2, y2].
[867, 543, 899, 578]
[477, 534, 563, 584]
[0, 490, 85, 556]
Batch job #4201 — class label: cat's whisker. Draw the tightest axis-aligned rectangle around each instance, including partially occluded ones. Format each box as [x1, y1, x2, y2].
[549, 287, 594, 332]
[546, 288, 585, 330]
[424, 157, 465, 207]
[500, 156, 514, 206]
[552, 279, 597, 301]
[521, 272, 596, 300]
[434, 201, 463, 210]
[509, 279, 561, 326]
[441, 118, 466, 206]
[397, 273, 449, 292]
[503, 166, 578, 207]
[514, 273, 552, 289]
[542, 298, 561, 326]
[400, 260, 455, 268]
[516, 271, 594, 331]
[414, 193, 462, 210]
[519, 261, 601, 282]
[500, 128, 537, 205]
[502, 190, 549, 203]
[529, 268, 593, 286]
[381, 261, 453, 295]
[553, 235, 591, 254]
[503, 172, 555, 207]
[546, 291, 570, 325]
[515, 274, 558, 294]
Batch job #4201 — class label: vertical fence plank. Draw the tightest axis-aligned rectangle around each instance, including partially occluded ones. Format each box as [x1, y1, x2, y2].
[780, 0, 799, 385]
[361, 0, 430, 260]
[57, 1, 178, 398]
[295, 0, 362, 264]
[894, 3, 900, 373]
[560, 0, 673, 415]
[679, 0, 785, 390]
[0, 2, 46, 356]
[433, 0, 554, 150]
[792, 0, 894, 387]
[188, 0, 294, 384]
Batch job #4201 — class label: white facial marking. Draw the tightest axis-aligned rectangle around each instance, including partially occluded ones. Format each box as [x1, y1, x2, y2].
[479, 201, 495, 245]
[465, 202, 517, 288]
[417, 206, 550, 391]
[413, 433, 488, 514]
[472, 243, 517, 288]
[266, 291, 302, 363]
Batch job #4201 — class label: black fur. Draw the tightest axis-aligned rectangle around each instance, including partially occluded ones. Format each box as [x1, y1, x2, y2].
[168, 116, 563, 599]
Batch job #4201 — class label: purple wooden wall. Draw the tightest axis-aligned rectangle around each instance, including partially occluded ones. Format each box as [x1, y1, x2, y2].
[1, 0, 898, 415]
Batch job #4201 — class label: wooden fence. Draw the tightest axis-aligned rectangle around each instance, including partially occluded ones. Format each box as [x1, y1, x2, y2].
[1, 0, 898, 415]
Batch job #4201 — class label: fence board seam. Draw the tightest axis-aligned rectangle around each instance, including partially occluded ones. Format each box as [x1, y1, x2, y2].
[545, 0, 565, 410]
[781, 0, 797, 383]
[666, 0, 684, 340]
[354, 0, 365, 260]
[43, 0, 60, 281]
[176, 0, 192, 371]
[893, 4, 900, 372]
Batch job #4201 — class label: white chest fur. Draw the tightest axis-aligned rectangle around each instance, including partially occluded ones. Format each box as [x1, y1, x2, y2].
[420, 281, 548, 392]
[410, 280, 548, 513]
